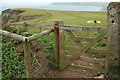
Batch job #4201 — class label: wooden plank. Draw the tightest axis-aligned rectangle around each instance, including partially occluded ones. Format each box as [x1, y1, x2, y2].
[65, 46, 78, 56]
[65, 36, 94, 42]
[65, 46, 106, 55]
[59, 30, 66, 70]
[83, 31, 107, 53]
[65, 36, 107, 43]
[54, 21, 64, 65]
[0, 29, 26, 42]
[87, 48, 107, 54]
[66, 30, 83, 47]
[10, 24, 53, 27]
[24, 39, 32, 78]
[65, 46, 78, 50]
[64, 30, 84, 67]
[79, 55, 104, 64]
[70, 64, 104, 73]
[65, 54, 104, 70]
[54, 26, 59, 64]
[27, 28, 54, 41]
[60, 26, 107, 32]
[27, 24, 53, 27]
[9, 24, 23, 26]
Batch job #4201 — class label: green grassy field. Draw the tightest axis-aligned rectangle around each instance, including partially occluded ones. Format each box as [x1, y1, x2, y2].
[13, 8, 107, 27]
[12, 8, 107, 59]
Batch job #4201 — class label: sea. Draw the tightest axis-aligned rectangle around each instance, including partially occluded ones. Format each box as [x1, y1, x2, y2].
[0, 3, 107, 13]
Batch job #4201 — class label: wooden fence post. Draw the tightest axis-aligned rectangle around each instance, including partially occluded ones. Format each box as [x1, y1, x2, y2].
[106, 2, 120, 77]
[24, 33, 32, 78]
[23, 22, 28, 30]
[40, 27, 42, 32]
[54, 21, 64, 69]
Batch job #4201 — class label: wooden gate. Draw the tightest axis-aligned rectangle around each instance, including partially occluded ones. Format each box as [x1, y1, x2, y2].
[54, 21, 108, 70]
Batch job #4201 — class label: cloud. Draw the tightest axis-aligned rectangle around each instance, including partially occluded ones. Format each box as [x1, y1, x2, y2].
[1, 0, 120, 4]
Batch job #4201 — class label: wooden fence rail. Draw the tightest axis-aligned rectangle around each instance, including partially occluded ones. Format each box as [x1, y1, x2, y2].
[27, 28, 54, 41]
[0, 28, 54, 78]
[10, 23, 53, 27]
[10, 23, 107, 32]
[0, 29, 26, 41]
[60, 26, 107, 32]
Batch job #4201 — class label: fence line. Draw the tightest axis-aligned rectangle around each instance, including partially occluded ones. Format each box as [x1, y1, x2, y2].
[10, 23, 107, 32]
[60, 26, 107, 32]
[27, 28, 54, 41]
[0, 29, 26, 41]
[10, 23, 53, 27]
[0, 28, 54, 78]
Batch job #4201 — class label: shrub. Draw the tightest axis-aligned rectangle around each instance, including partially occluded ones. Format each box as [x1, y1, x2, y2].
[2, 43, 26, 79]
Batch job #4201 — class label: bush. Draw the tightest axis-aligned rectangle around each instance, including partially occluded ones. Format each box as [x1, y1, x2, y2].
[2, 43, 26, 79]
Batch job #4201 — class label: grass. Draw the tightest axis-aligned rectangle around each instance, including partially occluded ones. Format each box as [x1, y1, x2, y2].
[11, 8, 107, 61]
[12, 8, 107, 27]
[2, 8, 108, 78]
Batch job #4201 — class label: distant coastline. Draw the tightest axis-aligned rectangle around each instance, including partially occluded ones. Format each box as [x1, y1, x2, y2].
[51, 2, 109, 11]
[1, 2, 109, 12]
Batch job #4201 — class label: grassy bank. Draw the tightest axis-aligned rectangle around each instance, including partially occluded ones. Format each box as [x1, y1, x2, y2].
[12, 8, 107, 27]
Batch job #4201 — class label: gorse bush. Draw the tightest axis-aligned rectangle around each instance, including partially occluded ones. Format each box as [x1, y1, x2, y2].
[2, 43, 26, 79]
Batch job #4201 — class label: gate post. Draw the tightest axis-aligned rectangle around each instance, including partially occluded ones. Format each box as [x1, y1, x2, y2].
[54, 21, 65, 70]
[24, 33, 32, 78]
[106, 2, 120, 77]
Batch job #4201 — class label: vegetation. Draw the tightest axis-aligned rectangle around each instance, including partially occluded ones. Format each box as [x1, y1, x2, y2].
[2, 42, 26, 79]
[1, 26, 27, 79]
[12, 8, 107, 27]
[36, 33, 58, 67]
[1, 8, 108, 78]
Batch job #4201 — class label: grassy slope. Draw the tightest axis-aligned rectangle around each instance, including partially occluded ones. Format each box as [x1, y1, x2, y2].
[12, 8, 107, 27]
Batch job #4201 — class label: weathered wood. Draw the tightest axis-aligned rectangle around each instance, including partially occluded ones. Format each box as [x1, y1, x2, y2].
[60, 26, 107, 32]
[10, 24, 53, 27]
[65, 46, 78, 50]
[70, 64, 104, 73]
[66, 46, 106, 54]
[79, 55, 104, 64]
[23, 22, 28, 29]
[27, 24, 53, 27]
[27, 28, 54, 41]
[10, 24, 23, 26]
[83, 31, 107, 53]
[59, 30, 66, 70]
[65, 36, 94, 42]
[66, 30, 83, 47]
[54, 21, 64, 65]
[24, 33, 32, 78]
[65, 54, 104, 66]
[65, 36, 107, 43]
[0, 29, 26, 41]
[87, 48, 106, 54]
[106, 2, 120, 77]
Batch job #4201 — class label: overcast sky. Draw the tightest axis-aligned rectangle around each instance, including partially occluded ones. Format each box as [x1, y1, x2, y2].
[1, 0, 120, 4]
[1, 0, 119, 6]
[0, 0, 119, 12]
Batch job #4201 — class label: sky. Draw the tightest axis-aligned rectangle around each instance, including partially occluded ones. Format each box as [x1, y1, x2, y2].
[0, 0, 119, 12]
[1, 0, 120, 4]
[1, 0, 120, 6]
